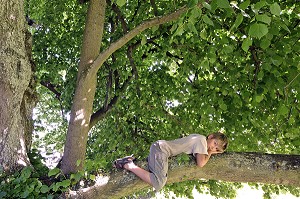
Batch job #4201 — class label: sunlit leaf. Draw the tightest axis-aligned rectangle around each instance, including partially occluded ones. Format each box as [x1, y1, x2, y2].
[270, 3, 281, 16]
[116, 0, 126, 7]
[48, 168, 60, 177]
[248, 23, 268, 39]
[230, 13, 243, 31]
[202, 15, 214, 26]
[256, 14, 271, 25]
[217, 0, 230, 8]
[242, 37, 252, 52]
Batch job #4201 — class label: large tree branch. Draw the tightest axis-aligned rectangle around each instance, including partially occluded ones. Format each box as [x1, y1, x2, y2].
[66, 152, 300, 199]
[88, 3, 202, 74]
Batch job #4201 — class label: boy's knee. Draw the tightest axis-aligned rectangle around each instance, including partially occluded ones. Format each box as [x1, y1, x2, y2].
[150, 173, 167, 191]
[155, 179, 167, 191]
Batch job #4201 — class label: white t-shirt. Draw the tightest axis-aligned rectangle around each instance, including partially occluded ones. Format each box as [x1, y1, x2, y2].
[158, 134, 208, 157]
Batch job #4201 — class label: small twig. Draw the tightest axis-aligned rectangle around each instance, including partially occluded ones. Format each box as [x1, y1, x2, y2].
[250, 46, 261, 89]
[127, 45, 141, 97]
[284, 72, 300, 89]
[150, 0, 158, 16]
[40, 81, 65, 120]
[109, 0, 128, 33]
[130, 0, 143, 22]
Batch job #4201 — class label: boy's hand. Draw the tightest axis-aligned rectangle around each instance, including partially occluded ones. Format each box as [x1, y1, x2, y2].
[208, 149, 223, 155]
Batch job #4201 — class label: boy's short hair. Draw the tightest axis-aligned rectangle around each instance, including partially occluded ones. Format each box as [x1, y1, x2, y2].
[209, 132, 228, 152]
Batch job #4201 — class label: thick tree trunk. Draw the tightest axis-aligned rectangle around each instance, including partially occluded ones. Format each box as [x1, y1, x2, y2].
[67, 152, 300, 199]
[61, 0, 107, 174]
[0, 0, 35, 172]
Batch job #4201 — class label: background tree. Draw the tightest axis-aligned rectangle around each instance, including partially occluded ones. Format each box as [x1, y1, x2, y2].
[0, 0, 299, 198]
[0, 0, 37, 173]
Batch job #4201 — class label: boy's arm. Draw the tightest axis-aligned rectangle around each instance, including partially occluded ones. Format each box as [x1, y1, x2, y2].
[196, 150, 224, 167]
[195, 153, 211, 167]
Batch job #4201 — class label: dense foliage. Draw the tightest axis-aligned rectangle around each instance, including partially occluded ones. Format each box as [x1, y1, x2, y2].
[1, 0, 299, 198]
[30, 0, 299, 166]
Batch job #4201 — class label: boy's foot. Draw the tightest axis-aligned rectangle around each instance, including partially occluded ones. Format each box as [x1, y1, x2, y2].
[113, 155, 135, 169]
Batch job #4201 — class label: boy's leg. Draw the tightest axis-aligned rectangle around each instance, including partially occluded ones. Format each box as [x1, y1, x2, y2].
[122, 141, 168, 191]
[124, 162, 152, 186]
[147, 141, 168, 191]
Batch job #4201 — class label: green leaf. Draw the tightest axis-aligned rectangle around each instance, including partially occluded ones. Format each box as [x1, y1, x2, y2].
[203, 2, 211, 10]
[190, 7, 202, 19]
[20, 190, 29, 198]
[70, 172, 82, 182]
[270, 3, 281, 16]
[279, 21, 290, 33]
[242, 38, 252, 52]
[202, 15, 214, 26]
[208, 51, 216, 63]
[230, 13, 243, 31]
[260, 38, 271, 49]
[200, 59, 209, 69]
[217, 0, 230, 8]
[200, 29, 207, 39]
[222, 90, 228, 96]
[40, 185, 49, 193]
[60, 179, 71, 188]
[116, 0, 126, 7]
[219, 101, 227, 110]
[239, 0, 250, 10]
[187, 0, 198, 8]
[51, 183, 59, 192]
[257, 71, 264, 80]
[21, 167, 32, 180]
[223, 45, 234, 53]
[248, 23, 268, 39]
[141, 35, 147, 45]
[76, 159, 81, 166]
[174, 25, 184, 35]
[278, 105, 289, 115]
[255, 95, 264, 103]
[90, 174, 96, 181]
[256, 14, 271, 25]
[254, 1, 266, 10]
[48, 168, 60, 177]
[187, 22, 198, 34]
[271, 56, 283, 66]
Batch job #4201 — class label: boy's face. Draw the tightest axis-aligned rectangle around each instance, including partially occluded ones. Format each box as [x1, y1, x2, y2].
[207, 136, 224, 154]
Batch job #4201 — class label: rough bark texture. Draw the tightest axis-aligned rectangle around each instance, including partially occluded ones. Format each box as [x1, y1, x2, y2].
[67, 152, 300, 199]
[0, 0, 36, 172]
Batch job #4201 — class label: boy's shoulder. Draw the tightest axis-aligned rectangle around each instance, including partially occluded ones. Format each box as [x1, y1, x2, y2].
[188, 134, 206, 139]
[186, 134, 207, 143]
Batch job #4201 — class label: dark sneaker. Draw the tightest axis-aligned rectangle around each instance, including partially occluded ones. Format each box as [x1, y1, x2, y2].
[113, 154, 135, 169]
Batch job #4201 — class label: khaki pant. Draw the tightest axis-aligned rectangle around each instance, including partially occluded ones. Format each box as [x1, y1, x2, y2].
[148, 141, 168, 191]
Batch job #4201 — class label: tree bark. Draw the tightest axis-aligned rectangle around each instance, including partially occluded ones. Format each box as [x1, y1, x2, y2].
[61, 0, 107, 174]
[0, 0, 35, 173]
[67, 152, 300, 199]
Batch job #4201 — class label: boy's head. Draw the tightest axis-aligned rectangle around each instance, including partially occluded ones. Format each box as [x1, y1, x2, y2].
[206, 132, 228, 154]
